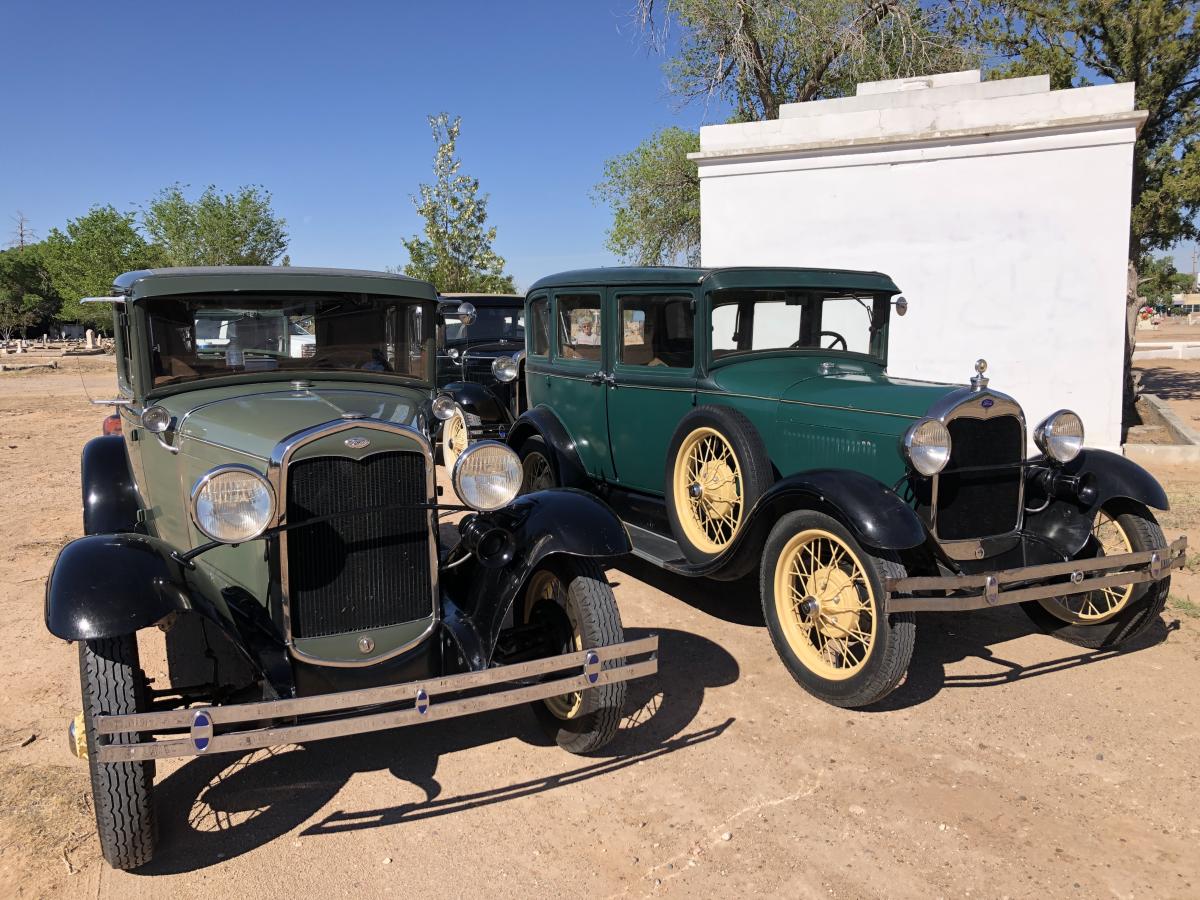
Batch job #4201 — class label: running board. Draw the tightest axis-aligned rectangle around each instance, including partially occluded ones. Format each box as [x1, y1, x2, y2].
[626, 523, 690, 571]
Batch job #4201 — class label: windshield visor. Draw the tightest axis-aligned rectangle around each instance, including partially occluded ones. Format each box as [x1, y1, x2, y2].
[144, 293, 434, 388]
[710, 289, 891, 363]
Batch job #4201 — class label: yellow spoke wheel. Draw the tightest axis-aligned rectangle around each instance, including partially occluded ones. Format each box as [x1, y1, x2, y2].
[1038, 510, 1135, 625]
[672, 426, 745, 554]
[442, 408, 469, 471]
[772, 528, 878, 681]
[524, 570, 584, 720]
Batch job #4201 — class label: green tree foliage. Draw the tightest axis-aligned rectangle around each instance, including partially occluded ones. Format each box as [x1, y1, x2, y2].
[41, 206, 160, 332]
[599, 1, 975, 264]
[1140, 254, 1198, 305]
[0, 245, 58, 340]
[143, 184, 289, 267]
[402, 114, 516, 293]
[594, 128, 702, 265]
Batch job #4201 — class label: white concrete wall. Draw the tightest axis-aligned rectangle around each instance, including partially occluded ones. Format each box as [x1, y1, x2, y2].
[693, 72, 1145, 451]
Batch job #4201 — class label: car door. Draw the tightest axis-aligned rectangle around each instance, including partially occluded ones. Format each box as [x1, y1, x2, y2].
[547, 288, 615, 479]
[604, 288, 698, 494]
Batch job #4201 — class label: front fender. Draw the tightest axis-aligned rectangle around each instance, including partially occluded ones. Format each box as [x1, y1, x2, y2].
[505, 405, 590, 488]
[1024, 448, 1170, 557]
[81, 435, 140, 535]
[47, 533, 230, 641]
[441, 381, 512, 426]
[440, 489, 630, 667]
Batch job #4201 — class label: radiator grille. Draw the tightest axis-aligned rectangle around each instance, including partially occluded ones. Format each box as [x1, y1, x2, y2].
[935, 416, 1023, 541]
[285, 451, 432, 639]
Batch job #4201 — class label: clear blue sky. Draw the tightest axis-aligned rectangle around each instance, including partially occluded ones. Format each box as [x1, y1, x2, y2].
[2, 1, 730, 290]
[3, 1, 1195, 288]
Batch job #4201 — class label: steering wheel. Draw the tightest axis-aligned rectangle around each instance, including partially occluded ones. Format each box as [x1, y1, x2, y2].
[789, 331, 848, 351]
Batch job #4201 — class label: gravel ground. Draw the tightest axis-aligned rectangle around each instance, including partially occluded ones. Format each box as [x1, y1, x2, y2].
[1, 357, 1198, 899]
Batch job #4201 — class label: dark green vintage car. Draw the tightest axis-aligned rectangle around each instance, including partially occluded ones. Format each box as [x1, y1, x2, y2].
[44, 267, 657, 870]
[507, 266, 1184, 709]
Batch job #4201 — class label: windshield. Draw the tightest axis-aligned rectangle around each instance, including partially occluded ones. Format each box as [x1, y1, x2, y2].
[442, 304, 524, 344]
[144, 293, 434, 388]
[710, 289, 891, 362]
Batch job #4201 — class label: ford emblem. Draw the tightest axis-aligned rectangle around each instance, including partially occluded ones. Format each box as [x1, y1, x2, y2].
[981, 398, 994, 409]
[344, 437, 371, 449]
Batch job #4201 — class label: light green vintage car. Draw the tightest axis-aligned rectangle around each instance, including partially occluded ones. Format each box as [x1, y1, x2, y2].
[44, 267, 656, 870]
[507, 265, 1183, 709]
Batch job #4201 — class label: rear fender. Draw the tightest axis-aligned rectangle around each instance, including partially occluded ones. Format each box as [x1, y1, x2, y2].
[439, 489, 630, 667]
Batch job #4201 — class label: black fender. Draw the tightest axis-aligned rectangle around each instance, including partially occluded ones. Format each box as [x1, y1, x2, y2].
[504, 405, 590, 489]
[440, 381, 513, 426]
[81, 435, 140, 534]
[1024, 448, 1170, 557]
[439, 489, 630, 668]
[675, 469, 929, 581]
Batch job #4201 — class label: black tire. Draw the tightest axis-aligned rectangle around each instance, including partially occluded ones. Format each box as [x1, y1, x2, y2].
[664, 405, 773, 564]
[1021, 501, 1170, 649]
[760, 511, 916, 708]
[525, 558, 625, 753]
[518, 435, 557, 494]
[79, 635, 156, 870]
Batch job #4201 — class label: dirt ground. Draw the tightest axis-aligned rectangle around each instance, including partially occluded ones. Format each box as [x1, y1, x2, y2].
[2, 356, 1199, 899]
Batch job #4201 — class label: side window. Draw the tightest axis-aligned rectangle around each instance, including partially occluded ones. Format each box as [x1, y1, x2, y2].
[555, 293, 602, 362]
[618, 293, 694, 368]
[115, 307, 134, 394]
[528, 295, 550, 356]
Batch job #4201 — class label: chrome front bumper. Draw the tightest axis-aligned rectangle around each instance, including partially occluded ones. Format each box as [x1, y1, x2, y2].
[93, 636, 658, 763]
[886, 537, 1186, 613]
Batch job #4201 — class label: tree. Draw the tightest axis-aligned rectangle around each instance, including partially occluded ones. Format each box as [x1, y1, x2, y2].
[593, 127, 701, 265]
[143, 184, 288, 267]
[0, 246, 57, 340]
[401, 113, 516, 293]
[598, 1, 975, 264]
[961, 1, 1199, 416]
[41, 206, 159, 332]
[8, 211, 37, 251]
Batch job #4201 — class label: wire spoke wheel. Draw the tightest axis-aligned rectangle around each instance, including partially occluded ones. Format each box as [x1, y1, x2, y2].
[524, 570, 584, 720]
[672, 427, 745, 554]
[522, 450, 555, 493]
[1039, 509, 1136, 625]
[772, 528, 877, 681]
[442, 408, 469, 470]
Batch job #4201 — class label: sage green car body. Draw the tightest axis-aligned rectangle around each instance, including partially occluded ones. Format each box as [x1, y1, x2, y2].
[523, 266, 959, 494]
[108, 267, 439, 663]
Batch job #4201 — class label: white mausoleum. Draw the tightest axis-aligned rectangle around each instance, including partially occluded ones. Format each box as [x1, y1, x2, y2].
[692, 70, 1146, 450]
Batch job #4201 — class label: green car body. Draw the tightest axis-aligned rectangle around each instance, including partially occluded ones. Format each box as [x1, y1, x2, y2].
[509, 265, 1183, 709]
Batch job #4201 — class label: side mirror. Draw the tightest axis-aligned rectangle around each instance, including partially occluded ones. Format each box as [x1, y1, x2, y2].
[437, 300, 477, 326]
[894, 296, 908, 317]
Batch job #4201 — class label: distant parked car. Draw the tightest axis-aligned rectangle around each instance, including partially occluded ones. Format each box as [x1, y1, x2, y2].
[435, 293, 527, 469]
[46, 266, 656, 870]
[508, 265, 1182, 709]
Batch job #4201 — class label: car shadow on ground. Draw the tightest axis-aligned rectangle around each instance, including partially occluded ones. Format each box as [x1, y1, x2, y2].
[866, 604, 1178, 711]
[138, 626, 737, 876]
[609, 558, 1176, 713]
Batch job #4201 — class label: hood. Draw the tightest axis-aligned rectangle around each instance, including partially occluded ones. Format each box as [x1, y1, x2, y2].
[165, 381, 427, 461]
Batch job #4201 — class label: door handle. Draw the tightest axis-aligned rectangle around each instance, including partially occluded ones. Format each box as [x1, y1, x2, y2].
[588, 372, 616, 387]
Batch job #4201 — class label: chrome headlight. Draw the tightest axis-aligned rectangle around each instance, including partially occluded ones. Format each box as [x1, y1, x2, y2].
[452, 441, 522, 511]
[190, 465, 275, 544]
[140, 405, 172, 434]
[1034, 410, 1084, 463]
[491, 355, 519, 383]
[431, 393, 457, 421]
[902, 418, 952, 476]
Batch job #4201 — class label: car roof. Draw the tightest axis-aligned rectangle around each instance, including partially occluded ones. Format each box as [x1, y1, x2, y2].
[439, 293, 525, 307]
[111, 267, 439, 302]
[526, 266, 899, 295]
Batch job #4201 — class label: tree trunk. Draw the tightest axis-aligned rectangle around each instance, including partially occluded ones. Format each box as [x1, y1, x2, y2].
[1122, 259, 1140, 440]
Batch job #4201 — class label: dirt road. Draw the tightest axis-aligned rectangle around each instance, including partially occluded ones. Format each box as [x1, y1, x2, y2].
[1, 357, 1198, 899]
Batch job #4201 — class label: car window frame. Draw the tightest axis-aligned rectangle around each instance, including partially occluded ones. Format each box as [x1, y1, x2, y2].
[611, 288, 698, 378]
[526, 292, 551, 359]
[550, 289, 605, 370]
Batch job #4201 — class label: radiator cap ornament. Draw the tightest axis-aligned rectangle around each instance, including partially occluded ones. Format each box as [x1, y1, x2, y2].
[971, 358, 989, 392]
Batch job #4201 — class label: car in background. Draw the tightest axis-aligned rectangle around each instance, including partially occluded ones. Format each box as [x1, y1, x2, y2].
[47, 266, 656, 869]
[507, 265, 1182, 709]
[435, 293, 527, 468]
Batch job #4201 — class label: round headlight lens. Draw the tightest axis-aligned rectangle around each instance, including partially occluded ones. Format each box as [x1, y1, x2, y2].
[452, 442, 523, 511]
[140, 405, 172, 434]
[903, 418, 952, 476]
[191, 466, 275, 544]
[1035, 409, 1084, 463]
[431, 393, 457, 421]
[491, 355, 519, 383]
